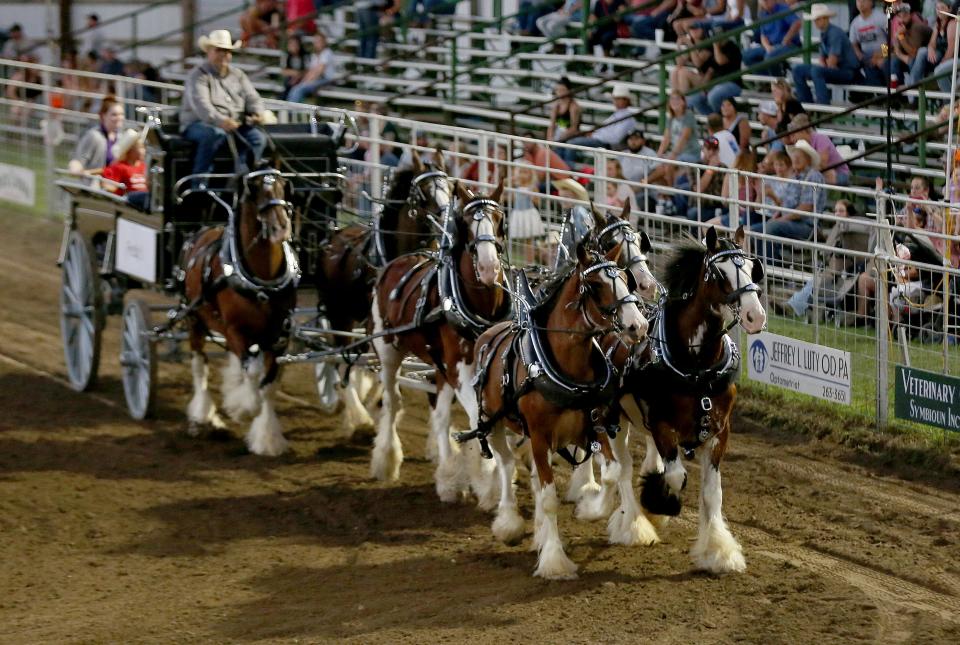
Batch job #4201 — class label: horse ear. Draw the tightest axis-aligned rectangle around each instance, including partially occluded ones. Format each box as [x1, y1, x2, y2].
[620, 200, 630, 222]
[734, 225, 746, 248]
[490, 177, 504, 203]
[455, 179, 472, 204]
[589, 202, 605, 230]
[705, 226, 719, 252]
[576, 239, 590, 267]
[639, 229, 652, 254]
[434, 146, 446, 172]
[411, 148, 423, 172]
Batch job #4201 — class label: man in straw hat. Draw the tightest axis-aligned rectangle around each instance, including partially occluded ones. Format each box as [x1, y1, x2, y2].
[791, 3, 860, 105]
[558, 82, 638, 164]
[180, 29, 266, 181]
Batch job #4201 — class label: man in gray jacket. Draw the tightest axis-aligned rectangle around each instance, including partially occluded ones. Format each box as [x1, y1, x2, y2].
[181, 29, 266, 179]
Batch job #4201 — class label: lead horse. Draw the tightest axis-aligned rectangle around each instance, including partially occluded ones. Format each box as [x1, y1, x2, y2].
[602, 226, 766, 571]
[370, 180, 510, 506]
[181, 168, 299, 455]
[315, 152, 451, 435]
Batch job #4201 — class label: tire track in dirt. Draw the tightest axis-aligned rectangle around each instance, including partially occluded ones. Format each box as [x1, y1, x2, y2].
[0, 351, 121, 410]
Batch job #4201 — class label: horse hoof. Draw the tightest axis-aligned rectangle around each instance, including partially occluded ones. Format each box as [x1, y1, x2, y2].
[492, 509, 526, 545]
[564, 481, 600, 503]
[575, 489, 614, 522]
[533, 545, 579, 580]
[691, 531, 746, 574]
[607, 510, 660, 546]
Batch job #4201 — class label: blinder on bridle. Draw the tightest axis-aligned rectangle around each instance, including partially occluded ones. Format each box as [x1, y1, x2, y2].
[463, 198, 505, 254]
[595, 218, 653, 294]
[579, 259, 640, 331]
[703, 247, 764, 306]
[243, 168, 293, 222]
[408, 170, 450, 218]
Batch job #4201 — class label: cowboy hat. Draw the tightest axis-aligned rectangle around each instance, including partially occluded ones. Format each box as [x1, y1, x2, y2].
[198, 29, 241, 52]
[608, 83, 633, 101]
[804, 4, 836, 20]
[788, 139, 820, 170]
[554, 177, 590, 202]
[758, 100, 779, 117]
[112, 128, 142, 160]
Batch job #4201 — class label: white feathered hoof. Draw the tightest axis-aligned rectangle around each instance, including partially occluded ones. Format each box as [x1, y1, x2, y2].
[492, 507, 526, 545]
[690, 525, 746, 574]
[370, 433, 403, 481]
[245, 411, 289, 457]
[534, 542, 579, 580]
[565, 480, 601, 503]
[223, 378, 261, 421]
[434, 455, 464, 503]
[575, 486, 616, 522]
[607, 508, 660, 546]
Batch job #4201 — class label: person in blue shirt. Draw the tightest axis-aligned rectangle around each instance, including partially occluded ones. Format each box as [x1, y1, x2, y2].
[791, 3, 861, 104]
[742, 0, 803, 75]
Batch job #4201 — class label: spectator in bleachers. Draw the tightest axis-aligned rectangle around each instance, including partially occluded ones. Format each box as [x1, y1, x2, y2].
[786, 113, 850, 185]
[240, 0, 280, 48]
[618, 129, 660, 182]
[180, 30, 267, 178]
[849, 0, 889, 87]
[759, 149, 800, 217]
[547, 77, 582, 143]
[79, 14, 104, 59]
[714, 0, 749, 31]
[672, 0, 729, 38]
[1, 24, 26, 59]
[287, 0, 318, 36]
[892, 2, 932, 86]
[4, 54, 42, 125]
[720, 97, 751, 150]
[751, 140, 825, 261]
[520, 135, 571, 187]
[683, 134, 726, 221]
[356, 1, 385, 60]
[103, 128, 150, 211]
[97, 45, 124, 76]
[537, 0, 584, 39]
[792, 4, 860, 104]
[510, 163, 547, 264]
[589, 0, 627, 58]
[742, 0, 802, 76]
[915, 0, 956, 91]
[717, 146, 760, 227]
[603, 158, 640, 212]
[286, 32, 339, 104]
[68, 95, 124, 174]
[628, 0, 677, 43]
[758, 100, 785, 152]
[680, 22, 743, 115]
[558, 83, 637, 164]
[645, 90, 699, 185]
[704, 112, 739, 167]
[280, 34, 308, 100]
[771, 78, 806, 134]
[514, 0, 559, 37]
[405, 0, 462, 28]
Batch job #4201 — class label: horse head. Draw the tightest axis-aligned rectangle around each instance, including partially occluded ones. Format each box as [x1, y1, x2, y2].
[595, 202, 658, 301]
[702, 226, 766, 334]
[242, 168, 292, 245]
[455, 179, 506, 287]
[575, 241, 648, 343]
[407, 148, 452, 223]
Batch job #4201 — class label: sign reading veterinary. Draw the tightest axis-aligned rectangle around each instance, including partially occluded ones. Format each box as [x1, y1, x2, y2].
[0, 162, 36, 207]
[747, 332, 851, 404]
[894, 366, 960, 432]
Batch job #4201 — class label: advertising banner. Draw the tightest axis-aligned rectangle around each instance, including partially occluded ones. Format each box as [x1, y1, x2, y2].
[894, 365, 960, 432]
[747, 332, 851, 405]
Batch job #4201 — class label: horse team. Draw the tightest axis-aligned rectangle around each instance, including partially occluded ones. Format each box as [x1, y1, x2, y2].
[178, 152, 768, 580]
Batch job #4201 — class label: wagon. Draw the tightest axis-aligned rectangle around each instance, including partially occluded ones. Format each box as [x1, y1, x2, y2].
[56, 106, 354, 419]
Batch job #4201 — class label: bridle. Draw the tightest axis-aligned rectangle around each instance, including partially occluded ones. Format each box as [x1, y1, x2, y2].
[407, 169, 451, 221]
[596, 219, 659, 297]
[702, 247, 764, 332]
[579, 259, 640, 334]
[462, 197, 505, 253]
[243, 168, 293, 244]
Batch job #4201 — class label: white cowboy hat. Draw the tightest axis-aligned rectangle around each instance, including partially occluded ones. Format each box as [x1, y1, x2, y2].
[112, 128, 142, 160]
[261, 109, 278, 125]
[198, 29, 241, 53]
[554, 177, 590, 202]
[788, 139, 820, 170]
[804, 4, 836, 20]
[608, 82, 633, 101]
[835, 144, 856, 161]
[758, 100, 779, 117]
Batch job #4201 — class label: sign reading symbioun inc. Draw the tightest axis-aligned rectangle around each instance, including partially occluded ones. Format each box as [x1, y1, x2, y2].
[747, 332, 851, 405]
[894, 366, 960, 432]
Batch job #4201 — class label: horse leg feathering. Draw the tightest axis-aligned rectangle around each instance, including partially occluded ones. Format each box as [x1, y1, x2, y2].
[487, 427, 526, 544]
[186, 351, 225, 435]
[370, 292, 404, 481]
[606, 425, 661, 546]
[690, 435, 746, 574]
[245, 381, 289, 456]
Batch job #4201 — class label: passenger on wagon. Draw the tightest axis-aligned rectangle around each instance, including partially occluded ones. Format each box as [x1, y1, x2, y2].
[68, 95, 124, 175]
[102, 128, 150, 211]
[180, 30, 266, 183]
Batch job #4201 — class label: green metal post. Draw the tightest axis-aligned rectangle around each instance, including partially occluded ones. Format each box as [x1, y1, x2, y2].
[658, 60, 667, 130]
[803, 20, 812, 66]
[919, 86, 927, 168]
[581, 11, 589, 55]
[451, 35, 458, 105]
[495, 0, 503, 32]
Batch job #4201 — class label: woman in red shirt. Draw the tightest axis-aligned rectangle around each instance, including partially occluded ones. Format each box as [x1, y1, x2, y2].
[103, 128, 149, 210]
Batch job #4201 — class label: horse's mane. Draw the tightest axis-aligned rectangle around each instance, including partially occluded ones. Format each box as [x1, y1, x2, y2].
[662, 237, 708, 298]
[385, 167, 417, 203]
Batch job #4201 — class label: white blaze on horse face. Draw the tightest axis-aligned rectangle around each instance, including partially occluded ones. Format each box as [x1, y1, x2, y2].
[473, 215, 500, 287]
[614, 272, 648, 343]
[717, 258, 765, 334]
[622, 234, 658, 301]
[433, 178, 452, 214]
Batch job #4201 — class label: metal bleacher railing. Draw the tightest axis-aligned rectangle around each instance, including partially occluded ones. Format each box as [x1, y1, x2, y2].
[2, 60, 960, 434]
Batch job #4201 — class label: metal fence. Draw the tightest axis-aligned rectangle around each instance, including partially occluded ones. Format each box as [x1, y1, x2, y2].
[3, 59, 960, 431]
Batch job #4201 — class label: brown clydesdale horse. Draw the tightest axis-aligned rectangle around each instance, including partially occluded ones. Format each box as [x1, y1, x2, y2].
[315, 152, 451, 435]
[471, 239, 648, 579]
[181, 168, 298, 456]
[369, 180, 509, 508]
[600, 226, 766, 571]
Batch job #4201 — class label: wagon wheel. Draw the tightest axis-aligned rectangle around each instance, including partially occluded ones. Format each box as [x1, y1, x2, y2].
[314, 317, 341, 413]
[120, 298, 157, 420]
[60, 229, 104, 391]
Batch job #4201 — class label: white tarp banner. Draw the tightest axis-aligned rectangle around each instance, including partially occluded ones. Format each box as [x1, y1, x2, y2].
[116, 218, 157, 284]
[0, 162, 36, 208]
[746, 331, 852, 405]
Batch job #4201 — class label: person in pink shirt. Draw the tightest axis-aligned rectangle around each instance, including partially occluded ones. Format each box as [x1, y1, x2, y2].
[520, 134, 571, 189]
[787, 113, 849, 185]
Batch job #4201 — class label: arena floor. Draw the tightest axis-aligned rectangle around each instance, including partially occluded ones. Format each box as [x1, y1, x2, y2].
[2, 209, 960, 644]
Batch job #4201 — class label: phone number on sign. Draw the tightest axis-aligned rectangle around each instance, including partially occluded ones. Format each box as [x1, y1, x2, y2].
[822, 386, 847, 403]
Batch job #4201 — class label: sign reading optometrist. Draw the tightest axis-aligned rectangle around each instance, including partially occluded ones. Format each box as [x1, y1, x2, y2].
[0, 162, 36, 207]
[747, 332, 851, 405]
[894, 366, 960, 432]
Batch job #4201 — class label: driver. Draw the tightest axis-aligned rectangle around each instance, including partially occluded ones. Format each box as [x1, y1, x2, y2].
[180, 29, 266, 182]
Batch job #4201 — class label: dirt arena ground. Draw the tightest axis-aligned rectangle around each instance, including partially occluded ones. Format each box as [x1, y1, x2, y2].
[2, 210, 960, 644]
